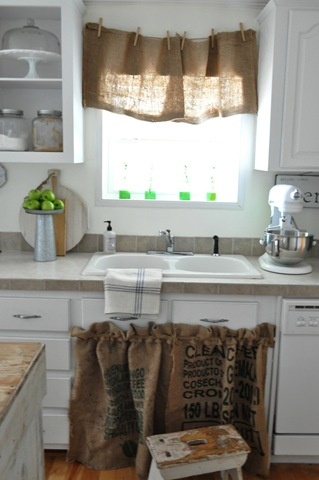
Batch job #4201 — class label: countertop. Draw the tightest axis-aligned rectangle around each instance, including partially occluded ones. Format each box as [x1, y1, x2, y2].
[1, 251, 319, 296]
[0, 342, 45, 426]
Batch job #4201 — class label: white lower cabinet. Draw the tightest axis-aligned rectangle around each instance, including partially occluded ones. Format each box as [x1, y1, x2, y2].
[43, 377, 71, 409]
[0, 291, 279, 450]
[170, 294, 279, 434]
[171, 299, 259, 328]
[0, 295, 71, 448]
[42, 415, 70, 446]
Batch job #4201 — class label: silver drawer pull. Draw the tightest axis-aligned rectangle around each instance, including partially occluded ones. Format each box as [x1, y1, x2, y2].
[13, 314, 42, 319]
[109, 315, 139, 321]
[200, 318, 229, 324]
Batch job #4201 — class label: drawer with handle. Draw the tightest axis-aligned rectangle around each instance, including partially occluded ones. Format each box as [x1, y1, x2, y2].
[0, 297, 70, 331]
[171, 300, 258, 328]
[81, 298, 169, 330]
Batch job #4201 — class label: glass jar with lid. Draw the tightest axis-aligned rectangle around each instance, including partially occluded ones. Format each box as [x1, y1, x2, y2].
[0, 109, 29, 151]
[32, 110, 63, 152]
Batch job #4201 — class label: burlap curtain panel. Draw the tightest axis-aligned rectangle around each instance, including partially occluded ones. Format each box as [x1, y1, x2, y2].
[82, 24, 258, 123]
[68, 322, 275, 479]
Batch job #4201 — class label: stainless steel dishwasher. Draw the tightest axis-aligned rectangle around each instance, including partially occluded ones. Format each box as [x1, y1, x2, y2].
[273, 299, 319, 456]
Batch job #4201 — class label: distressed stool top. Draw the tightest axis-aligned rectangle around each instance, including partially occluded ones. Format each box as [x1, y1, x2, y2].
[146, 424, 250, 470]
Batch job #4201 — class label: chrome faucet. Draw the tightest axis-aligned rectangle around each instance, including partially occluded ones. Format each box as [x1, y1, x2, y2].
[147, 229, 193, 256]
[159, 229, 174, 253]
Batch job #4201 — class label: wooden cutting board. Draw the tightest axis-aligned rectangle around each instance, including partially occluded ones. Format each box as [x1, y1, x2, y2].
[51, 172, 66, 255]
[19, 169, 88, 253]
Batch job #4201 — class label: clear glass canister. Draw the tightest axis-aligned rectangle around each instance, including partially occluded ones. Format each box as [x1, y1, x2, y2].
[32, 110, 63, 152]
[0, 109, 29, 151]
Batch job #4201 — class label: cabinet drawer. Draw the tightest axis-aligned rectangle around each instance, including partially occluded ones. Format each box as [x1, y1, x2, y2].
[0, 297, 70, 332]
[43, 377, 71, 409]
[43, 414, 69, 447]
[0, 337, 70, 371]
[172, 300, 258, 328]
[81, 299, 169, 330]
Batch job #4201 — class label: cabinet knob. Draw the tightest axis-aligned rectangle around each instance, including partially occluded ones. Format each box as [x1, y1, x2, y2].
[13, 314, 42, 319]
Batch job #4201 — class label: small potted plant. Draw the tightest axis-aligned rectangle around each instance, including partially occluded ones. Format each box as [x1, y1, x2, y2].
[206, 165, 217, 201]
[179, 164, 190, 200]
[144, 163, 156, 199]
[119, 161, 131, 199]
[145, 189, 156, 200]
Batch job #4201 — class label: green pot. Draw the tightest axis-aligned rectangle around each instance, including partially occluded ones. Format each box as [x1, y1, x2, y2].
[206, 192, 217, 201]
[179, 191, 190, 200]
[144, 190, 156, 200]
[119, 190, 131, 199]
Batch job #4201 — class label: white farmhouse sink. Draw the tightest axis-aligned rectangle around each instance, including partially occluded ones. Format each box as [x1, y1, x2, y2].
[82, 253, 263, 279]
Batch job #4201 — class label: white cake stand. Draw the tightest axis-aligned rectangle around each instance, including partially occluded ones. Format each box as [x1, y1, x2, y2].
[0, 49, 61, 78]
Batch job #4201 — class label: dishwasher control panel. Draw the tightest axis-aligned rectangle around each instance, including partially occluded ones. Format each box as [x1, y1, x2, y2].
[281, 299, 319, 334]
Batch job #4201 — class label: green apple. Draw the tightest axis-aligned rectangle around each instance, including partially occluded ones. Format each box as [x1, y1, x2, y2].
[23, 199, 41, 210]
[53, 199, 64, 210]
[40, 189, 55, 202]
[41, 200, 55, 211]
[28, 189, 41, 201]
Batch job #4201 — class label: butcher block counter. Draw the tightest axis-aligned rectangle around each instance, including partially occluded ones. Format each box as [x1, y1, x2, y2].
[0, 342, 46, 479]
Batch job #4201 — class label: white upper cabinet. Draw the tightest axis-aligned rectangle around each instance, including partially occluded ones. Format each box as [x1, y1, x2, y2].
[255, 0, 319, 172]
[0, 0, 85, 164]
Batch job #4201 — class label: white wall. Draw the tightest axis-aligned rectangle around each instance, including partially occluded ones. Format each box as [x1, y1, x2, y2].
[1, 1, 316, 238]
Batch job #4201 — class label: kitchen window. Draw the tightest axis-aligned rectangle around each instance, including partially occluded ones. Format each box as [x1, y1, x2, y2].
[85, 25, 258, 207]
[97, 110, 255, 208]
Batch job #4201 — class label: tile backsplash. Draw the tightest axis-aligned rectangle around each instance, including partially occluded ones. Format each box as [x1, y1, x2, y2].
[1, 232, 318, 258]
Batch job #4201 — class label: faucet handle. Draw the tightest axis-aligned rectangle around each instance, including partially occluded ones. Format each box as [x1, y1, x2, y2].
[212, 235, 219, 256]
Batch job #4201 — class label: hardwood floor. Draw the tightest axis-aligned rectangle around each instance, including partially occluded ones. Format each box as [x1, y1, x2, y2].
[45, 451, 319, 480]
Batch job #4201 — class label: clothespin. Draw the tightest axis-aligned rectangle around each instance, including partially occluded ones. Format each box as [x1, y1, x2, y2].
[167, 31, 170, 51]
[97, 17, 103, 38]
[240, 22, 246, 42]
[181, 31, 186, 51]
[211, 29, 215, 48]
[134, 27, 141, 47]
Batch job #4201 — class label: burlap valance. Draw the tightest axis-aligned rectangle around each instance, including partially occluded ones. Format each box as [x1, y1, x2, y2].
[68, 322, 275, 479]
[83, 24, 258, 123]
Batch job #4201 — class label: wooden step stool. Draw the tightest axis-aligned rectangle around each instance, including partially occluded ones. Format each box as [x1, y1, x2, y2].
[146, 424, 250, 480]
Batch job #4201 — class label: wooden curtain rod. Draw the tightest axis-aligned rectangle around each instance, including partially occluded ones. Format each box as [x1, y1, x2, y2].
[96, 20, 246, 44]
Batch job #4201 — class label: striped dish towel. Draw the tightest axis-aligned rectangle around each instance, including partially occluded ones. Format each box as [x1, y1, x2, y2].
[104, 268, 162, 315]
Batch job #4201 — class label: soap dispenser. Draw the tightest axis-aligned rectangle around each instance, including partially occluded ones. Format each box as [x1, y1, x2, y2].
[103, 220, 116, 254]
